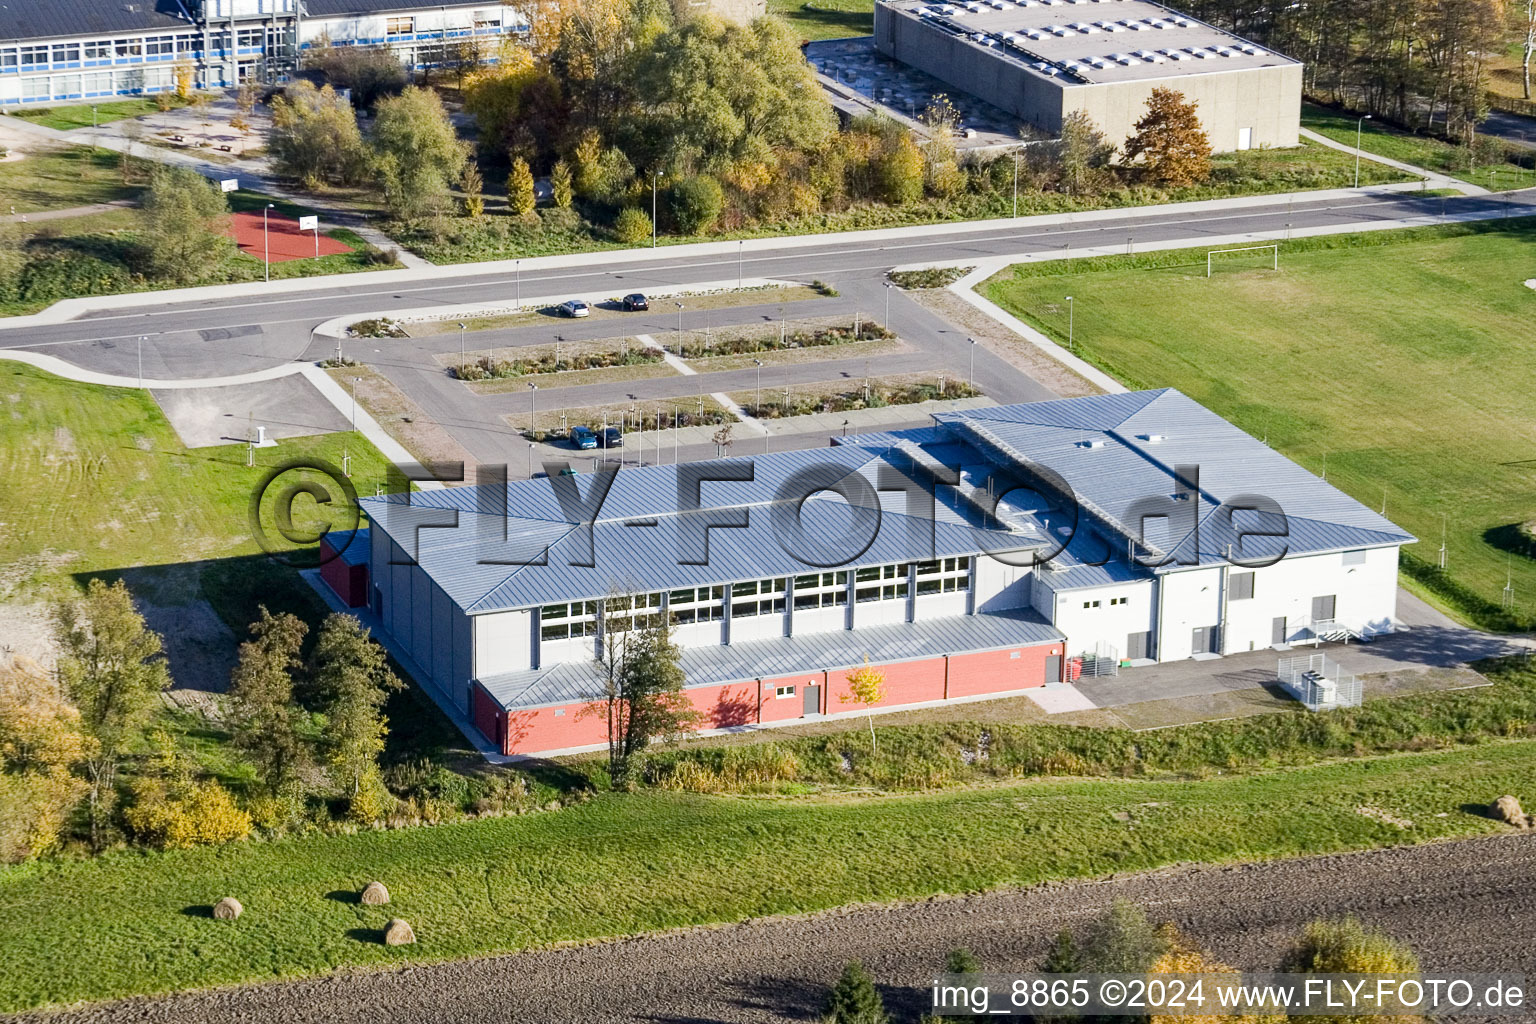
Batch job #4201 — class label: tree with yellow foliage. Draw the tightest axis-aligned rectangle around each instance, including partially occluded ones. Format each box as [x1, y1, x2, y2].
[0, 661, 92, 861]
[1150, 926, 1282, 1024]
[839, 659, 886, 751]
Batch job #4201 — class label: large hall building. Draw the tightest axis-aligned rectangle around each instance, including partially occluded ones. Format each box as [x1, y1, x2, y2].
[329, 390, 1412, 758]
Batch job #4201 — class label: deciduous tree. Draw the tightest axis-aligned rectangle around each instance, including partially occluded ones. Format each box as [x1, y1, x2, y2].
[137, 166, 232, 284]
[1122, 87, 1212, 186]
[309, 614, 400, 806]
[582, 590, 697, 784]
[228, 607, 310, 796]
[838, 659, 885, 751]
[0, 662, 91, 861]
[1056, 109, 1115, 195]
[460, 161, 486, 219]
[371, 85, 471, 219]
[268, 81, 369, 188]
[54, 578, 170, 848]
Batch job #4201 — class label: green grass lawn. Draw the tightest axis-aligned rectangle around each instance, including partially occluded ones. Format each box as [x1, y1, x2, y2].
[0, 740, 1526, 1011]
[0, 144, 141, 212]
[1302, 103, 1536, 191]
[769, 0, 872, 40]
[10, 98, 178, 132]
[0, 363, 397, 596]
[982, 220, 1536, 626]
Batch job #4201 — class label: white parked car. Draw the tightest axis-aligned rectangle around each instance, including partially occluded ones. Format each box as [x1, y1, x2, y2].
[557, 299, 591, 318]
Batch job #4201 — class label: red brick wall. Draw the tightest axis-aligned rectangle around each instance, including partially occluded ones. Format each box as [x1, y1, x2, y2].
[318, 538, 367, 607]
[758, 672, 827, 723]
[495, 642, 1063, 756]
[470, 683, 505, 752]
[947, 643, 1062, 697]
[826, 656, 946, 713]
[505, 702, 608, 755]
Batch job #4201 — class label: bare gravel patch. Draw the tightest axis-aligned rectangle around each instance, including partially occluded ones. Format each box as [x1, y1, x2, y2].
[910, 287, 1102, 398]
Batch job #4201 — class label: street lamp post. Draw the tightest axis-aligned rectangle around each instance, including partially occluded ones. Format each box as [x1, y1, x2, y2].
[528, 382, 538, 434]
[651, 171, 659, 248]
[137, 335, 146, 388]
[458, 322, 467, 366]
[515, 259, 521, 308]
[753, 358, 764, 447]
[527, 442, 534, 480]
[1354, 114, 1372, 189]
[675, 301, 685, 355]
[968, 336, 976, 391]
[262, 203, 274, 283]
[884, 281, 892, 328]
[1065, 295, 1074, 351]
[1012, 148, 1020, 217]
[350, 375, 362, 427]
[738, 239, 744, 289]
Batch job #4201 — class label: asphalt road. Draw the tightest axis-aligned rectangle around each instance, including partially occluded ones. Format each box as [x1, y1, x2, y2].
[5, 188, 1528, 386]
[15, 834, 1532, 1024]
[9, 186, 1527, 465]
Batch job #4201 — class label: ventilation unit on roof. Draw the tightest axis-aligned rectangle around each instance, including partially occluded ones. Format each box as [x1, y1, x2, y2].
[1078, 438, 1106, 449]
[1138, 433, 1166, 443]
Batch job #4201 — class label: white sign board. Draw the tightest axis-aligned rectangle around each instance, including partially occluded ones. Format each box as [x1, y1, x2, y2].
[298, 215, 318, 232]
[219, 178, 238, 193]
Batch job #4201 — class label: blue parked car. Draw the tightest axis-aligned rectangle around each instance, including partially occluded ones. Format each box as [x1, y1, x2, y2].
[570, 425, 598, 450]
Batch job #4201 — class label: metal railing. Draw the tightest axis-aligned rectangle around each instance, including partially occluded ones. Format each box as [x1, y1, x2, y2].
[1277, 652, 1361, 711]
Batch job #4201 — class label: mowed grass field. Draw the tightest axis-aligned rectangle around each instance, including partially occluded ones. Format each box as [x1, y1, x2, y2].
[0, 740, 1528, 1011]
[0, 363, 397, 594]
[983, 220, 1536, 622]
[769, 0, 872, 40]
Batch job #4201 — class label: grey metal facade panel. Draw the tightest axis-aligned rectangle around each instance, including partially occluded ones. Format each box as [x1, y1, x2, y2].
[0, 1, 190, 41]
[478, 608, 1064, 710]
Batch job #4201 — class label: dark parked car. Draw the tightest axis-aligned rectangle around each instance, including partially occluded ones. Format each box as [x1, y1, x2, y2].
[599, 426, 623, 448]
[622, 293, 649, 311]
[570, 425, 597, 450]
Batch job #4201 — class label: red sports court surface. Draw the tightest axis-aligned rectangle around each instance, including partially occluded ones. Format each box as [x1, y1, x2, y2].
[229, 211, 353, 263]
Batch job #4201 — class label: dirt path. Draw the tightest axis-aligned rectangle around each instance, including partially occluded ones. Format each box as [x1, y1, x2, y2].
[19, 834, 1534, 1024]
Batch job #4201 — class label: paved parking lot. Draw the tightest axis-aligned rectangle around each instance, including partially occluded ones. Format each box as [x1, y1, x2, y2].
[1075, 589, 1526, 709]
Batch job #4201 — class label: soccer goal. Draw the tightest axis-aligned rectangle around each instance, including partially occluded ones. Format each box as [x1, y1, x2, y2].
[1207, 243, 1279, 277]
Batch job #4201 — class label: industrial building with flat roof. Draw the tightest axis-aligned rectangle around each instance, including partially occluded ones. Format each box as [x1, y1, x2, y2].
[873, 0, 1301, 152]
[332, 390, 1411, 758]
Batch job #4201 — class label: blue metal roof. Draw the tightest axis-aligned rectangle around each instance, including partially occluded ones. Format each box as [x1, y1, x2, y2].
[360, 390, 1414, 617]
[478, 608, 1062, 710]
[323, 528, 370, 567]
[932, 389, 1415, 572]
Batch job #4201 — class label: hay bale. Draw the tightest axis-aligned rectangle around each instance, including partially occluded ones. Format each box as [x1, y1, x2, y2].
[360, 881, 390, 906]
[1492, 795, 1529, 828]
[212, 897, 243, 921]
[383, 918, 415, 946]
